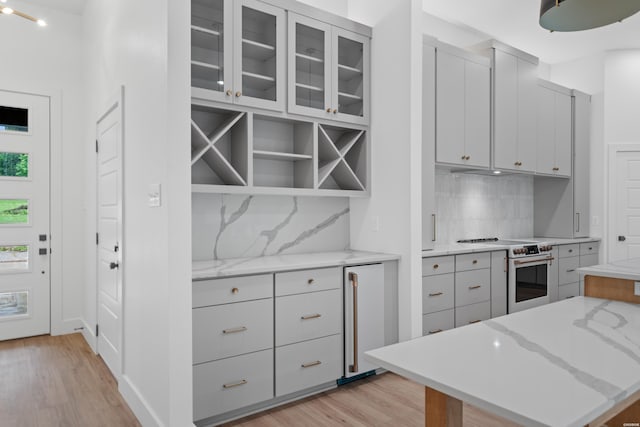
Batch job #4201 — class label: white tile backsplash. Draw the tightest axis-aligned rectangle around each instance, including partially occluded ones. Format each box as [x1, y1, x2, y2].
[192, 194, 350, 261]
[435, 169, 534, 243]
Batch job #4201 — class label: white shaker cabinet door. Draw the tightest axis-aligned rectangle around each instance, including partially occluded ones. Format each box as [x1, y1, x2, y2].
[464, 59, 490, 168]
[493, 49, 518, 171]
[537, 85, 556, 175]
[555, 91, 572, 177]
[516, 57, 538, 173]
[436, 49, 465, 165]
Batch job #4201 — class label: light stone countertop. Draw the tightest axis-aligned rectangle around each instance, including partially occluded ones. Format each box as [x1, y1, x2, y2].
[578, 258, 640, 282]
[192, 250, 400, 279]
[365, 296, 640, 427]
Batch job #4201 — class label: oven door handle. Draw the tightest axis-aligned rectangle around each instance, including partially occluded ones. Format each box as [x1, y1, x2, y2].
[513, 256, 555, 266]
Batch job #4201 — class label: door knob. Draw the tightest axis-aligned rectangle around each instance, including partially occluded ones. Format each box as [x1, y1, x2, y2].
[619, 235, 627, 242]
[109, 262, 119, 270]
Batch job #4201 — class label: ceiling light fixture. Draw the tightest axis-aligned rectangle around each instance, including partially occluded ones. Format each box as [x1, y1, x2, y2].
[0, 3, 47, 26]
[540, 0, 640, 32]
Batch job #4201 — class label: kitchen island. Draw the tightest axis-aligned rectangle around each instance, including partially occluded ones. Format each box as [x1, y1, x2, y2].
[579, 258, 640, 305]
[365, 296, 640, 426]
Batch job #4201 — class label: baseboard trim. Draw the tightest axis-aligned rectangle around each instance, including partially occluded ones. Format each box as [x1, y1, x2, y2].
[80, 319, 97, 353]
[50, 317, 84, 337]
[119, 374, 165, 427]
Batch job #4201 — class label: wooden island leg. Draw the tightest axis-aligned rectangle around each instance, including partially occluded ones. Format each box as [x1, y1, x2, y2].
[425, 386, 462, 426]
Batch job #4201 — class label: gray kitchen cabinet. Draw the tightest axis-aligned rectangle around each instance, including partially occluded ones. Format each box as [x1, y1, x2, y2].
[534, 91, 591, 238]
[536, 80, 572, 178]
[287, 13, 370, 125]
[191, 0, 286, 112]
[547, 246, 560, 303]
[422, 36, 437, 250]
[435, 42, 490, 169]
[477, 41, 539, 173]
[490, 251, 507, 317]
[555, 241, 599, 300]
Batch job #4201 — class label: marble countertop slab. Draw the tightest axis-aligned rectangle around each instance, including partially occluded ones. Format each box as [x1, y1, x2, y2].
[578, 258, 640, 282]
[532, 237, 601, 245]
[365, 297, 640, 427]
[193, 250, 400, 279]
[422, 237, 601, 258]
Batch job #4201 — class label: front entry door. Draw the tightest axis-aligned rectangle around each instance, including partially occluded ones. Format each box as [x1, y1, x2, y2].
[0, 90, 50, 341]
[96, 92, 123, 380]
[612, 149, 640, 261]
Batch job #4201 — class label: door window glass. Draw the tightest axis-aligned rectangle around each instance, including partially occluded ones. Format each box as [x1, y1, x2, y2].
[0, 246, 28, 271]
[0, 106, 28, 133]
[0, 153, 29, 178]
[0, 291, 28, 317]
[0, 200, 28, 224]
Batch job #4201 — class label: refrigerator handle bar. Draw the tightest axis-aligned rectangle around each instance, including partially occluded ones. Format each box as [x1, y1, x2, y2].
[349, 271, 359, 373]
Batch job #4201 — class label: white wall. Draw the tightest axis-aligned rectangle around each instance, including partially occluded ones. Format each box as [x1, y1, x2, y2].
[297, 0, 348, 16]
[82, 0, 192, 426]
[348, 0, 424, 340]
[0, 4, 85, 335]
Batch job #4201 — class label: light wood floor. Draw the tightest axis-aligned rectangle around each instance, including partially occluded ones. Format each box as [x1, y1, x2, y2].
[0, 333, 140, 427]
[224, 373, 520, 427]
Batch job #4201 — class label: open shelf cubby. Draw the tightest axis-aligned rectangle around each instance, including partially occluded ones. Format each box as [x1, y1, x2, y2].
[318, 124, 366, 191]
[191, 105, 249, 186]
[241, 6, 277, 102]
[252, 115, 314, 189]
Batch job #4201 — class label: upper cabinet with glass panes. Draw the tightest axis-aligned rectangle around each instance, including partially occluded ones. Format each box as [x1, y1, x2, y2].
[190, 0, 370, 125]
[191, 0, 285, 112]
[288, 14, 370, 125]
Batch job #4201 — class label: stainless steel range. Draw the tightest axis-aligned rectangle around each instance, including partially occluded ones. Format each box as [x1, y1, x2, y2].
[458, 238, 554, 313]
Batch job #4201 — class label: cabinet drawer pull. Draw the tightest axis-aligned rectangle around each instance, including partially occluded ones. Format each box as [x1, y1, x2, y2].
[468, 319, 482, 324]
[433, 264, 439, 269]
[223, 379, 248, 389]
[469, 285, 482, 290]
[472, 260, 478, 264]
[428, 329, 443, 334]
[231, 287, 239, 294]
[566, 269, 576, 273]
[553, 167, 559, 171]
[301, 360, 322, 368]
[301, 313, 321, 320]
[588, 247, 593, 250]
[565, 296, 575, 299]
[222, 326, 247, 334]
[307, 278, 315, 285]
[568, 249, 573, 253]
[428, 292, 444, 297]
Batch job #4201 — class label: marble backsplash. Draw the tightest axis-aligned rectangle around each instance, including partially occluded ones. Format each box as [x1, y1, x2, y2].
[192, 194, 350, 261]
[435, 169, 534, 244]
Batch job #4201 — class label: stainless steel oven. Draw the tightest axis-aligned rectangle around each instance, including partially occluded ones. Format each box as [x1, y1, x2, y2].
[508, 245, 554, 313]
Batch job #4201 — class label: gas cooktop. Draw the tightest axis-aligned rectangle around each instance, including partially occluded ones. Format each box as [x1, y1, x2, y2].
[457, 238, 538, 245]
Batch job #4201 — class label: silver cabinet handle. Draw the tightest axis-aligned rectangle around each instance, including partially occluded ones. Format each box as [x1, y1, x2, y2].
[428, 292, 443, 297]
[349, 272, 359, 373]
[301, 313, 321, 320]
[301, 360, 322, 368]
[432, 214, 436, 242]
[222, 326, 247, 334]
[223, 379, 247, 389]
[576, 212, 580, 232]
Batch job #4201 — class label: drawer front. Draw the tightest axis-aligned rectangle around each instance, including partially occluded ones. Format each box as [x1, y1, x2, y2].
[422, 255, 455, 276]
[193, 274, 272, 308]
[580, 241, 600, 256]
[559, 282, 580, 300]
[276, 267, 342, 297]
[558, 256, 580, 285]
[275, 334, 342, 397]
[422, 309, 455, 336]
[193, 299, 273, 364]
[558, 244, 579, 258]
[422, 273, 454, 314]
[193, 349, 274, 421]
[276, 289, 342, 346]
[455, 252, 491, 272]
[455, 301, 491, 328]
[580, 253, 599, 268]
[455, 269, 491, 307]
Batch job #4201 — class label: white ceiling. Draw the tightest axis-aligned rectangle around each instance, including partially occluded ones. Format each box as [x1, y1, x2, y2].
[17, 0, 86, 15]
[422, 0, 640, 64]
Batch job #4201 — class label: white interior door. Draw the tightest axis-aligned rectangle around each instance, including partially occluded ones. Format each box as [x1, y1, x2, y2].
[96, 91, 123, 379]
[0, 90, 50, 341]
[611, 149, 640, 262]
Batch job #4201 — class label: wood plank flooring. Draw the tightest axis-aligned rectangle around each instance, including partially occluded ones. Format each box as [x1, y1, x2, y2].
[0, 333, 140, 427]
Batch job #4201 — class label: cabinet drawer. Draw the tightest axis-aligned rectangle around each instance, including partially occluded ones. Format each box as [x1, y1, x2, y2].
[455, 252, 491, 272]
[193, 299, 273, 364]
[455, 269, 490, 307]
[276, 267, 342, 297]
[193, 349, 273, 421]
[558, 257, 579, 285]
[275, 334, 342, 397]
[455, 301, 491, 327]
[422, 255, 455, 276]
[580, 253, 599, 268]
[558, 244, 579, 258]
[276, 289, 342, 346]
[422, 274, 454, 314]
[579, 241, 600, 256]
[559, 282, 580, 300]
[422, 309, 455, 336]
[193, 274, 272, 308]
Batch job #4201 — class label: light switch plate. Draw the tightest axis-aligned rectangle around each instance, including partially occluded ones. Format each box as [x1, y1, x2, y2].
[635, 282, 640, 296]
[148, 184, 161, 207]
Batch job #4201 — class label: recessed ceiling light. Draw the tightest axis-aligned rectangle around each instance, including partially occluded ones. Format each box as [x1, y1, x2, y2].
[2, 7, 14, 14]
[493, 170, 502, 175]
[37, 19, 46, 26]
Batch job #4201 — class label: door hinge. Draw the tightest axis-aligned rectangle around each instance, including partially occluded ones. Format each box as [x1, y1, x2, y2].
[95, 139, 99, 153]
[96, 324, 99, 337]
[96, 233, 99, 245]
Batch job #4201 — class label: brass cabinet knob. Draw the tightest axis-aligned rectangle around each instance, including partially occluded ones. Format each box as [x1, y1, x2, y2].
[553, 167, 560, 171]
[308, 278, 315, 285]
[461, 155, 467, 160]
[235, 91, 242, 97]
[472, 260, 478, 264]
[226, 89, 232, 96]
[466, 156, 471, 160]
[332, 109, 338, 114]
[231, 287, 239, 294]
[326, 107, 332, 113]
[433, 264, 439, 269]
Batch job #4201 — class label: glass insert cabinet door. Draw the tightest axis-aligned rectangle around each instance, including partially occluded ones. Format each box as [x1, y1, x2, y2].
[0, 90, 50, 341]
[332, 28, 369, 125]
